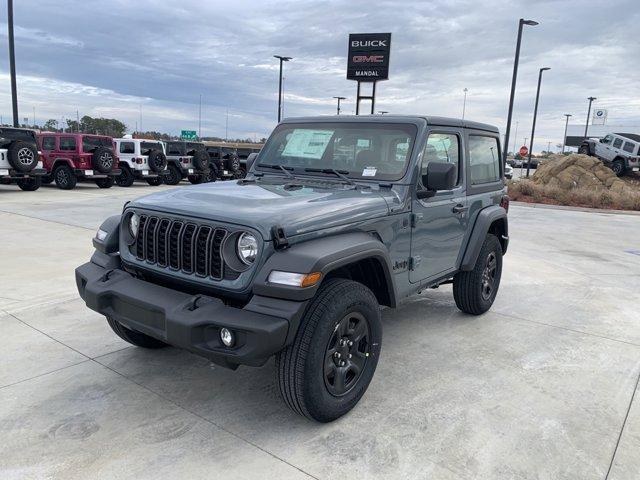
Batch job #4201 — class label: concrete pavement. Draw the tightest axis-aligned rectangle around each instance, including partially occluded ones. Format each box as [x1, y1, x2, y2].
[1, 181, 639, 479]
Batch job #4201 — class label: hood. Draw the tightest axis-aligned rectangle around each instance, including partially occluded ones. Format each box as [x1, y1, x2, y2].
[129, 180, 392, 240]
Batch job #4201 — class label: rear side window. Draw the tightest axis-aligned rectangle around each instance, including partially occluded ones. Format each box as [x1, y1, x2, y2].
[119, 142, 135, 154]
[623, 142, 635, 153]
[167, 143, 182, 155]
[59, 137, 77, 151]
[613, 138, 623, 149]
[468, 135, 501, 185]
[83, 136, 112, 151]
[421, 132, 461, 185]
[41, 137, 56, 151]
[140, 142, 162, 155]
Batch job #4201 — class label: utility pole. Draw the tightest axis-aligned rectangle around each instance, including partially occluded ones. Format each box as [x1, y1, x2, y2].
[198, 94, 202, 138]
[503, 18, 539, 166]
[562, 113, 572, 153]
[462, 88, 468, 120]
[8, 0, 19, 127]
[526, 67, 550, 178]
[584, 97, 596, 139]
[76, 110, 80, 132]
[225, 108, 229, 142]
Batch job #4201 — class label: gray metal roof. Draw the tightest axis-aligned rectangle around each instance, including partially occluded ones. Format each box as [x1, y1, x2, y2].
[280, 114, 499, 133]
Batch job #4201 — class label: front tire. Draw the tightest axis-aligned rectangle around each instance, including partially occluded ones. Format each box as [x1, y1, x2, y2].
[106, 316, 167, 349]
[453, 233, 503, 315]
[95, 177, 114, 188]
[17, 176, 41, 191]
[276, 278, 382, 422]
[164, 164, 182, 185]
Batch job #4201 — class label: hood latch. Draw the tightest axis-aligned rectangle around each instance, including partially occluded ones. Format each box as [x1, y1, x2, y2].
[272, 225, 289, 250]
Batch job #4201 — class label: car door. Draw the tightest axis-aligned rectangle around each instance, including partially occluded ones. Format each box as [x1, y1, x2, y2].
[410, 130, 468, 283]
[595, 134, 615, 160]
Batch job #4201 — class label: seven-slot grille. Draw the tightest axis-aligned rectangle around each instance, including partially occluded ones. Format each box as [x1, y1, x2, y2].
[134, 214, 227, 280]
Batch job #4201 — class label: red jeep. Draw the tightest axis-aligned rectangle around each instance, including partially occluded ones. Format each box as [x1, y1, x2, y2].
[37, 133, 121, 189]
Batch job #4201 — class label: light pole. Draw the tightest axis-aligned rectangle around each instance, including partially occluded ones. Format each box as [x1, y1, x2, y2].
[333, 96, 346, 115]
[198, 94, 202, 139]
[8, 0, 19, 127]
[462, 88, 468, 120]
[562, 113, 572, 153]
[526, 67, 550, 178]
[503, 18, 539, 166]
[584, 96, 596, 139]
[274, 55, 292, 122]
[513, 120, 519, 155]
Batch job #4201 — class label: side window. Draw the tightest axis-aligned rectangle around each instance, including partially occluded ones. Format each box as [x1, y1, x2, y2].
[42, 137, 56, 151]
[119, 142, 135, 154]
[421, 133, 461, 185]
[613, 138, 623, 149]
[468, 135, 501, 185]
[59, 137, 77, 151]
[623, 142, 635, 153]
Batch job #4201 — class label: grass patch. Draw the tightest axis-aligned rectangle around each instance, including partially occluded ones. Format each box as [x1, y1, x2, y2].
[507, 178, 640, 211]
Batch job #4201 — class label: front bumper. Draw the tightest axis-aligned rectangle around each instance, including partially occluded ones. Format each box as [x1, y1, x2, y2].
[76, 260, 301, 368]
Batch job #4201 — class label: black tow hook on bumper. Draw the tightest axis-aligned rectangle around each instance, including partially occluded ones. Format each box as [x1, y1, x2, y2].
[75, 261, 300, 368]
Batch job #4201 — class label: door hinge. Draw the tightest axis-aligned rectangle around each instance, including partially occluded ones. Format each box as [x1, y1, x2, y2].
[410, 213, 423, 228]
[409, 256, 422, 271]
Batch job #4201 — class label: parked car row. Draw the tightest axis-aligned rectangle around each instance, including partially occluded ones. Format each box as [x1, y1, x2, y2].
[0, 127, 256, 191]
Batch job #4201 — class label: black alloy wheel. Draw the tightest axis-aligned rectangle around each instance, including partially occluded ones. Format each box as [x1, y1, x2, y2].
[481, 252, 498, 301]
[323, 311, 370, 397]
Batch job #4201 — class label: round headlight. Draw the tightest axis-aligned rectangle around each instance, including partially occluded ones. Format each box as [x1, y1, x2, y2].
[237, 232, 257, 265]
[129, 212, 140, 238]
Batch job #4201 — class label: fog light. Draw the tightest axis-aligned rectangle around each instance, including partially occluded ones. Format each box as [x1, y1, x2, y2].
[220, 328, 234, 347]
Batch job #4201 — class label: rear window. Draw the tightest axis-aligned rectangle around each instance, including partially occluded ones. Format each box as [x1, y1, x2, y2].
[82, 136, 112, 151]
[186, 142, 204, 154]
[140, 142, 163, 155]
[623, 142, 635, 153]
[41, 136, 56, 151]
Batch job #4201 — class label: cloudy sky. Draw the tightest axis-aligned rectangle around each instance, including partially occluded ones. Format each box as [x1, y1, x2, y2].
[1, 0, 639, 152]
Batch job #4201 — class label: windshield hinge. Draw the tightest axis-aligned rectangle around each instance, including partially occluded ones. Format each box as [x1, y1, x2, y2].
[410, 213, 423, 228]
[272, 225, 289, 250]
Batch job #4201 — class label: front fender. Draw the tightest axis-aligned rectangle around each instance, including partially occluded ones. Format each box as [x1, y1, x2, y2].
[93, 214, 121, 254]
[253, 232, 396, 304]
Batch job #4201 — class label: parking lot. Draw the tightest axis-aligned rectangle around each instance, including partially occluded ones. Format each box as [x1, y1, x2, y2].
[1, 182, 639, 479]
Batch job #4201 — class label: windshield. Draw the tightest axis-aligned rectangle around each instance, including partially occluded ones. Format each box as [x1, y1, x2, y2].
[140, 142, 163, 155]
[257, 122, 417, 181]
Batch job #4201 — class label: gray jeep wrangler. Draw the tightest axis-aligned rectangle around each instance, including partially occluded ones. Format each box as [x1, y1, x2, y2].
[76, 116, 509, 422]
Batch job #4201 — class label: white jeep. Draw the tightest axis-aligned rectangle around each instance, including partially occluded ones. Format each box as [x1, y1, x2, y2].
[0, 127, 46, 191]
[113, 137, 168, 187]
[579, 133, 640, 177]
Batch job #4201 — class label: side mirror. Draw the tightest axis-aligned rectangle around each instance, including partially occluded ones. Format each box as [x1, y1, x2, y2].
[246, 152, 258, 171]
[417, 162, 457, 199]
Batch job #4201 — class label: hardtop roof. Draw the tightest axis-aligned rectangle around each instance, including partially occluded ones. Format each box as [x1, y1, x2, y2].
[280, 114, 499, 134]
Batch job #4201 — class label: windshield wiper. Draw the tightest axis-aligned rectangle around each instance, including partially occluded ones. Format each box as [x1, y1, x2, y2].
[258, 163, 295, 179]
[305, 168, 355, 185]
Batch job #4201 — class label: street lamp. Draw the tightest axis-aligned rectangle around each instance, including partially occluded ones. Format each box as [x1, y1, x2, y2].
[584, 96, 597, 139]
[562, 114, 572, 153]
[503, 18, 539, 166]
[526, 67, 550, 178]
[333, 96, 346, 115]
[274, 55, 292, 122]
[462, 88, 468, 120]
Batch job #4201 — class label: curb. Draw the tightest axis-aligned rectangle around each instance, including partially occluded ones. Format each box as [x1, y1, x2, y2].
[511, 201, 640, 216]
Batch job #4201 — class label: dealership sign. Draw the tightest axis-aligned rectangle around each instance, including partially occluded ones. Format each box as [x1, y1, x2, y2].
[347, 33, 391, 82]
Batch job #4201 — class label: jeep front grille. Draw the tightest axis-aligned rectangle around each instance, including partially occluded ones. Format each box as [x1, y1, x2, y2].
[135, 214, 227, 280]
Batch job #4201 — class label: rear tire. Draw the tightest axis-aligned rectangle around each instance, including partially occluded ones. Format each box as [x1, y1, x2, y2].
[612, 159, 626, 177]
[95, 177, 114, 188]
[17, 176, 41, 191]
[164, 164, 182, 185]
[453, 234, 503, 315]
[276, 278, 382, 422]
[54, 165, 77, 190]
[578, 145, 590, 155]
[106, 316, 167, 349]
[115, 166, 135, 187]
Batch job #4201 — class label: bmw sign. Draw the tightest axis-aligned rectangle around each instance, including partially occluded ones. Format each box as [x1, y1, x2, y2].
[347, 33, 391, 82]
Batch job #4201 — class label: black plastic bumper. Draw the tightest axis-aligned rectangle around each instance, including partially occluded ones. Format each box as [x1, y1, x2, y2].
[0, 167, 47, 179]
[75, 261, 299, 368]
[73, 168, 122, 177]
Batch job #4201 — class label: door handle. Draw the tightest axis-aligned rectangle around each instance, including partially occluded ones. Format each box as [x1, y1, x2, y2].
[452, 204, 467, 214]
